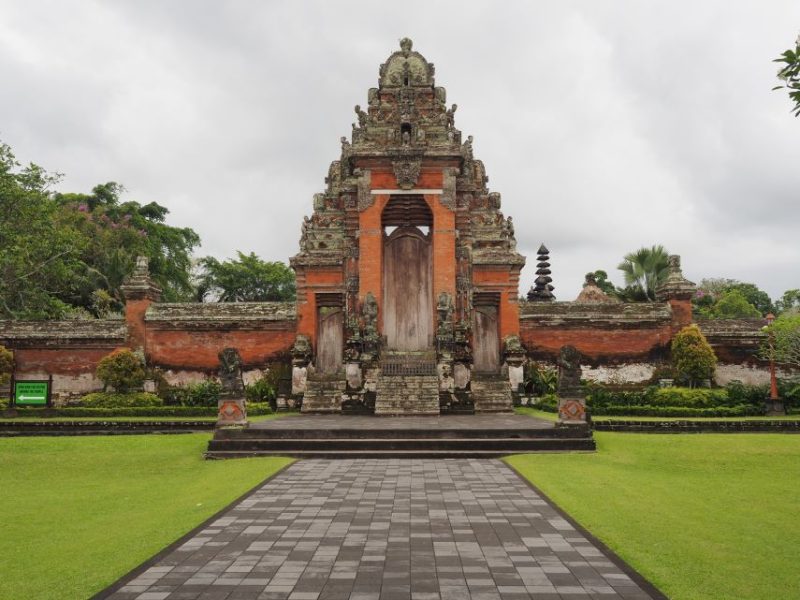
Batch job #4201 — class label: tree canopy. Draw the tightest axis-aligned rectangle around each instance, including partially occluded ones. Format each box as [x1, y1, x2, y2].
[616, 245, 670, 302]
[0, 140, 199, 319]
[196, 251, 296, 302]
[760, 314, 800, 368]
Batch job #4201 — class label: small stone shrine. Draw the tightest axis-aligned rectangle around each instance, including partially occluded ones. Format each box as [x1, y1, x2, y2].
[527, 244, 555, 302]
[216, 347, 247, 426]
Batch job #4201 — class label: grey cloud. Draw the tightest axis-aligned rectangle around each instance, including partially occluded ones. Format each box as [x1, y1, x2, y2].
[1, 0, 798, 300]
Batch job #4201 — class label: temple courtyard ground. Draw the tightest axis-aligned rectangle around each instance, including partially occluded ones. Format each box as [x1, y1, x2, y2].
[1, 431, 798, 599]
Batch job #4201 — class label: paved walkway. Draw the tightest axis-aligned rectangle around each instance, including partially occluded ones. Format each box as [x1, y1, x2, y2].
[104, 460, 657, 600]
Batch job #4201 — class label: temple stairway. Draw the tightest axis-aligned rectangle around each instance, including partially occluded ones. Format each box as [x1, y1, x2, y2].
[300, 376, 346, 413]
[471, 374, 514, 413]
[374, 351, 440, 415]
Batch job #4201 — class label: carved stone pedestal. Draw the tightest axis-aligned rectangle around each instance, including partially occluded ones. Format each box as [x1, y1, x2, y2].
[217, 398, 248, 427]
[558, 398, 587, 423]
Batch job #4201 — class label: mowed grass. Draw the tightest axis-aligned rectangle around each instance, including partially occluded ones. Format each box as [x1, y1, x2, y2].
[506, 433, 800, 600]
[0, 434, 293, 599]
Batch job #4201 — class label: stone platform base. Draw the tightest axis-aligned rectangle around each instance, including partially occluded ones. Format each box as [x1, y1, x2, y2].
[206, 414, 595, 458]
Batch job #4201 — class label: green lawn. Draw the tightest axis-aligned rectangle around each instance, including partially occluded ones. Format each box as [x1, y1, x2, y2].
[506, 433, 800, 600]
[0, 434, 292, 599]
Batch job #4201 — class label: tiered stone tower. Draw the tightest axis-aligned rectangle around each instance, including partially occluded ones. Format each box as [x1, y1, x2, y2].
[290, 39, 525, 414]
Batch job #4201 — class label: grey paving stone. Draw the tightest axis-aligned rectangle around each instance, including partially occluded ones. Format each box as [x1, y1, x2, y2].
[105, 459, 658, 599]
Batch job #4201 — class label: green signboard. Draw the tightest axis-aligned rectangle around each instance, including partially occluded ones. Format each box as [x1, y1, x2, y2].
[14, 381, 49, 406]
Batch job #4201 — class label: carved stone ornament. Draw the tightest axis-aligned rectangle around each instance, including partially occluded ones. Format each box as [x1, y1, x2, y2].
[392, 159, 422, 190]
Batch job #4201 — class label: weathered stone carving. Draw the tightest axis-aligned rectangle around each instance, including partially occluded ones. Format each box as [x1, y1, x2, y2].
[354, 105, 368, 128]
[557, 345, 587, 423]
[217, 347, 247, 426]
[392, 159, 422, 190]
[655, 254, 696, 301]
[291, 334, 312, 366]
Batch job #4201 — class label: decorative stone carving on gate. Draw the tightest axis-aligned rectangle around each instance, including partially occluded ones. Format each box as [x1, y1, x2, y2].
[392, 158, 422, 190]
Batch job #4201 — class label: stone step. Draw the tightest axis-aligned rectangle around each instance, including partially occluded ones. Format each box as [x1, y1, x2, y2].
[207, 437, 595, 452]
[471, 377, 513, 413]
[206, 439, 597, 459]
[301, 378, 346, 414]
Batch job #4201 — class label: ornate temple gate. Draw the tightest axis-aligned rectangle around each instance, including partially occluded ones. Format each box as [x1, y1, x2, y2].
[288, 39, 527, 414]
[382, 196, 434, 351]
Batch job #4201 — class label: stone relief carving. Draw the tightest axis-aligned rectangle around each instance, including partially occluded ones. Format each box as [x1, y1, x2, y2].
[392, 159, 422, 190]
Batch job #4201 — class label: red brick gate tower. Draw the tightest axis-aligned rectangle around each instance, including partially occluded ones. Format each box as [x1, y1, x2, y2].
[290, 39, 525, 414]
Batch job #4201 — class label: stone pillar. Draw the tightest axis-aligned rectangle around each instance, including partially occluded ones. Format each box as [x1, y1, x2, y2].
[120, 256, 161, 353]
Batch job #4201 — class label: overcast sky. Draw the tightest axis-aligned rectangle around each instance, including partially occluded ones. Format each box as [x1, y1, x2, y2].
[2, 1, 798, 300]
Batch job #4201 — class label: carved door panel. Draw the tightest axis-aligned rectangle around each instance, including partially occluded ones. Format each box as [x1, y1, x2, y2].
[317, 306, 343, 373]
[473, 305, 500, 372]
[383, 227, 433, 351]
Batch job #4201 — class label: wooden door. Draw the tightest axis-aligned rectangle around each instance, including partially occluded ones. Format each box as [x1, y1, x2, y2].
[383, 226, 433, 350]
[317, 306, 343, 373]
[473, 305, 500, 372]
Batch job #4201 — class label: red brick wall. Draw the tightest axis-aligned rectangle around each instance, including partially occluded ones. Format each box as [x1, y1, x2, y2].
[12, 347, 121, 375]
[520, 322, 673, 363]
[145, 327, 296, 371]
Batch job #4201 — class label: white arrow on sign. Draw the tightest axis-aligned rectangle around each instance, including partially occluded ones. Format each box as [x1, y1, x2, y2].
[18, 395, 46, 402]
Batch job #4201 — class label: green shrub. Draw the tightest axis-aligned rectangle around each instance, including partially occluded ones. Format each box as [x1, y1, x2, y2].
[593, 404, 763, 417]
[96, 349, 146, 393]
[8, 402, 274, 418]
[79, 392, 162, 408]
[524, 363, 558, 396]
[246, 376, 276, 403]
[0, 345, 13, 386]
[531, 393, 558, 412]
[651, 387, 732, 407]
[161, 380, 222, 407]
[671, 325, 717, 387]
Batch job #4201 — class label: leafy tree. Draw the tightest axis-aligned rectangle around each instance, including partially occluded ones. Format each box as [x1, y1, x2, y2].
[55, 183, 200, 311]
[760, 314, 800, 368]
[0, 139, 200, 319]
[775, 289, 800, 315]
[0, 345, 13, 385]
[693, 278, 774, 318]
[196, 252, 296, 302]
[0, 142, 77, 319]
[585, 270, 616, 295]
[616, 245, 670, 302]
[774, 34, 800, 117]
[96, 349, 146, 393]
[671, 324, 717, 387]
[711, 289, 762, 319]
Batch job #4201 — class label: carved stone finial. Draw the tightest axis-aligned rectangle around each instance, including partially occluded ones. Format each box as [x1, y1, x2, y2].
[399, 37, 413, 55]
[655, 254, 696, 301]
[121, 255, 161, 302]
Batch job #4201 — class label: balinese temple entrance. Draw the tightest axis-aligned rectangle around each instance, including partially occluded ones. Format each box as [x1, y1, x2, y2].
[290, 38, 526, 415]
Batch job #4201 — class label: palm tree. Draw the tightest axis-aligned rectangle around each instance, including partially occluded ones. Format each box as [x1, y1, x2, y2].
[616, 245, 670, 302]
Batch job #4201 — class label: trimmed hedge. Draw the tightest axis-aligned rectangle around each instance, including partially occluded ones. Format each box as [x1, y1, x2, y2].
[7, 403, 274, 418]
[592, 404, 763, 417]
[80, 392, 162, 408]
